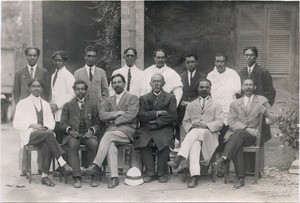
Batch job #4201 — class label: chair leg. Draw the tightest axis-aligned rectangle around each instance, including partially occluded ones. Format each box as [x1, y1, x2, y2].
[224, 162, 230, 184]
[254, 151, 260, 184]
[26, 148, 32, 184]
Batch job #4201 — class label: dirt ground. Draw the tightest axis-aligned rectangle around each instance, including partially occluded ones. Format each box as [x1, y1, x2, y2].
[1, 122, 298, 202]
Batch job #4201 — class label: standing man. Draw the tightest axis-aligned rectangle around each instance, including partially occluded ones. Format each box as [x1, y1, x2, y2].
[212, 78, 278, 189]
[134, 74, 178, 183]
[141, 49, 183, 106]
[207, 53, 241, 157]
[50, 50, 75, 144]
[60, 80, 99, 188]
[86, 74, 139, 189]
[13, 47, 50, 104]
[74, 45, 109, 105]
[168, 79, 224, 188]
[109, 47, 144, 97]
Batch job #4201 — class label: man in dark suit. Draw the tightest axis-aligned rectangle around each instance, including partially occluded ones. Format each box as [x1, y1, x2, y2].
[134, 73, 178, 183]
[86, 73, 139, 189]
[213, 78, 278, 189]
[13, 47, 50, 104]
[60, 80, 99, 188]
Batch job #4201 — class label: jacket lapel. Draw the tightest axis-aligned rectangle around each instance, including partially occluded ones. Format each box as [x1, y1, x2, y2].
[82, 68, 91, 86]
[202, 97, 212, 112]
[71, 99, 81, 119]
[154, 91, 165, 108]
[116, 92, 127, 110]
[111, 95, 117, 110]
[247, 95, 258, 114]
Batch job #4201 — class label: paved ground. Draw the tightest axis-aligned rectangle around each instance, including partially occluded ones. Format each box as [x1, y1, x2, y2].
[1, 122, 299, 202]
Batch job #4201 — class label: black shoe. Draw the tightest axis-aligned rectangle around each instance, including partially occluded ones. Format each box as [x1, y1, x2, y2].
[41, 177, 55, 187]
[38, 169, 42, 175]
[187, 176, 198, 188]
[167, 155, 181, 169]
[107, 177, 119, 189]
[143, 175, 154, 183]
[20, 171, 26, 177]
[158, 175, 167, 183]
[73, 177, 82, 188]
[62, 164, 73, 175]
[86, 164, 101, 175]
[233, 178, 245, 189]
[53, 166, 64, 177]
[212, 157, 226, 174]
[91, 175, 99, 187]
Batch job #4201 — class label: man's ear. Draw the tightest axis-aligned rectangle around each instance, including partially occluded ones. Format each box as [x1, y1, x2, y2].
[161, 81, 166, 87]
[254, 85, 257, 91]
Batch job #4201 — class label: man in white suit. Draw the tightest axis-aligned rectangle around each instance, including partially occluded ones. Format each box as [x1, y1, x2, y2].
[109, 48, 144, 97]
[168, 78, 224, 188]
[50, 50, 75, 144]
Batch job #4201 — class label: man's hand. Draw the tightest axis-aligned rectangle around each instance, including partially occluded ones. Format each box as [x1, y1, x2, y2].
[69, 129, 80, 139]
[259, 104, 267, 114]
[245, 127, 260, 137]
[83, 129, 94, 139]
[148, 120, 157, 124]
[193, 121, 207, 129]
[29, 124, 47, 131]
[156, 110, 168, 117]
[115, 111, 125, 117]
[180, 101, 190, 106]
[50, 103, 58, 112]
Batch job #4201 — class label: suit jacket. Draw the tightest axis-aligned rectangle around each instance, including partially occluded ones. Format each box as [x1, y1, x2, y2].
[13, 94, 55, 148]
[239, 64, 276, 106]
[99, 91, 139, 140]
[134, 90, 178, 151]
[224, 95, 278, 144]
[178, 70, 206, 123]
[13, 66, 50, 103]
[60, 98, 100, 146]
[183, 96, 223, 164]
[74, 66, 109, 104]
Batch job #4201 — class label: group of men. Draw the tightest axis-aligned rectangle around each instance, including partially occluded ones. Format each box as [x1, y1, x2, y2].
[13, 45, 277, 190]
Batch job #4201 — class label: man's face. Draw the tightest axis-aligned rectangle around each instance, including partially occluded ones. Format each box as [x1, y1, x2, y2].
[185, 56, 198, 72]
[242, 79, 256, 96]
[112, 76, 126, 94]
[215, 56, 227, 73]
[244, 49, 257, 67]
[124, 49, 137, 67]
[154, 51, 166, 68]
[84, 51, 97, 67]
[198, 81, 211, 98]
[150, 74, 165, 93]
[29, 81, 43, 97]
[26, 49, 39, 66]
[53, 55, 66, 70]
[74, 83, 87, 100]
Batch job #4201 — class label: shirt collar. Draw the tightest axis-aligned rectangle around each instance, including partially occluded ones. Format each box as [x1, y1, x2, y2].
[152, 91, 162, 97]
[199, 95, 210, 101]
[85, 65, 95, 73]
[76, 97, 86, 102]
[55, 66, 65, 73]
[247, 63, 256, 70]
[124, 64, 137, 70]
[244, 94, 254, 103]
[27, 64, 37, 71]
[188, 70, 196, 77]
[29, 94, 41, 102]
[116, 90, 125, 99]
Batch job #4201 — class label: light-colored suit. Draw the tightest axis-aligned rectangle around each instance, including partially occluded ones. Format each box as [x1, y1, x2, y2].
[109, 65, 144, 97]
[51, 66, 75, 121]
[74, 66, 109, 104]
[93, 91, 139, 178]
[179, 96, 223, 176]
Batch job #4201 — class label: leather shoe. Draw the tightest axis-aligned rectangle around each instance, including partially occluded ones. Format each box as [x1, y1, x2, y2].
[143, 175, 154, 183]
[167, 155, 181, 169]
[73, 177, 81, 188]
[41, 177, 55, 187]
[86, 164, 101, 175]
[188, 176, 198, 188]
[91, 175, 99, 187]
[62, 164, 73, 175]
[212, 158, 226, 174]
[158, 175, 167, 183]
[233, 178, 245, 189]
[107, 177, 119, 189]
[20, 171, 26, 176]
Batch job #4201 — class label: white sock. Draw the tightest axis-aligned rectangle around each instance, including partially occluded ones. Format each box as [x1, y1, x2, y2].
[42, 173, 48, 178]
[58, 156, 66, 167]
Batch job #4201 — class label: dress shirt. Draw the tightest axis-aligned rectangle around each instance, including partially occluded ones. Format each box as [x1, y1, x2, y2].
[84, 65, 95, 77]
[199, 96, 210, 109]
[116, 91, 125, 106]
[27, 64, 37, 78]
[188, 70, 196, 86]
[247, 63, 255, 76]
[77, 97, 86, 109]
[243, 95, 254, 107]
[30, 94, 42, 111]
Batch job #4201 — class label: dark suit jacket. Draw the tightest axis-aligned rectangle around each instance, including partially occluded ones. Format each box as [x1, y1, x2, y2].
[178, 70, 206, 123]
[99, 91, 139, 141]
[13, 66, 50, 103]
[239, 64, 276, 106]
[134, 90, 178, 151]
[60, 98, 100, 145]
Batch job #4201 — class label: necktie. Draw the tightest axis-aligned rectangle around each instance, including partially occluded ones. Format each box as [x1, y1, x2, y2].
[248, 68, 252, 76]
[127, 68, 132, 91]
[246, 98, 251, 110]
[89, 67, 93, 82]
[79, 101, 84, 109]
[201, 99, 205, 110]
[30, 67, 34, 78]
[52, 70, 58, 87]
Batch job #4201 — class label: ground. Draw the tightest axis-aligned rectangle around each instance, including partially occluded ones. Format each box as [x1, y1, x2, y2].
[1, 123, 298, 202]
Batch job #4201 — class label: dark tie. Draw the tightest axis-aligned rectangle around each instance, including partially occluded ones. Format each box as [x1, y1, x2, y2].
[30, 67, 34, 78]
[190, 72, 193, 86]
[89, 67, 93, 82]
[77, 100, 84, 109]
[52, 70, 58, 87]
[127, 68, 132, 91]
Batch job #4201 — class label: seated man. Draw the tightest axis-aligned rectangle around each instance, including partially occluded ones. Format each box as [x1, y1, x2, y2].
[212, 78, 279, 189]
[134, 73, 178, 183]
[167, 78, 224, 188]
[60, 80, 99, 188]
[86, 73, 139, 188]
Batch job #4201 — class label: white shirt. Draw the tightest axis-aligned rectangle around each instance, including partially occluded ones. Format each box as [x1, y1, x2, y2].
[199, 96, 210, 108]
[85, 65, 95, 77]
[30, 94, 42, 111]
[188, 70, 196, 86]
[116, 91, 125, 106]
[244, 95, 254, 107]
[247, 63, 255, 75]
[27, 64, 37, 78]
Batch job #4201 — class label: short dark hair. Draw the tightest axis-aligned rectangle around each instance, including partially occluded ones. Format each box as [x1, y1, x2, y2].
[51, 50, 67, 61]
[215, 53, 228, 62]
[185, 53, 198, 61]
[84, 45, 98, 55]
[24, 47, 40, 56]
[27, 78, 45, 89]
[198, 78, 212, 87]
[242, 76, 257, 86]
[243, 46, 258, 57]
[153, 49, 167, 58]
[73, 80, 88, 90]
[111, 73, 126, 83]
[124, 47, 137, 56]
